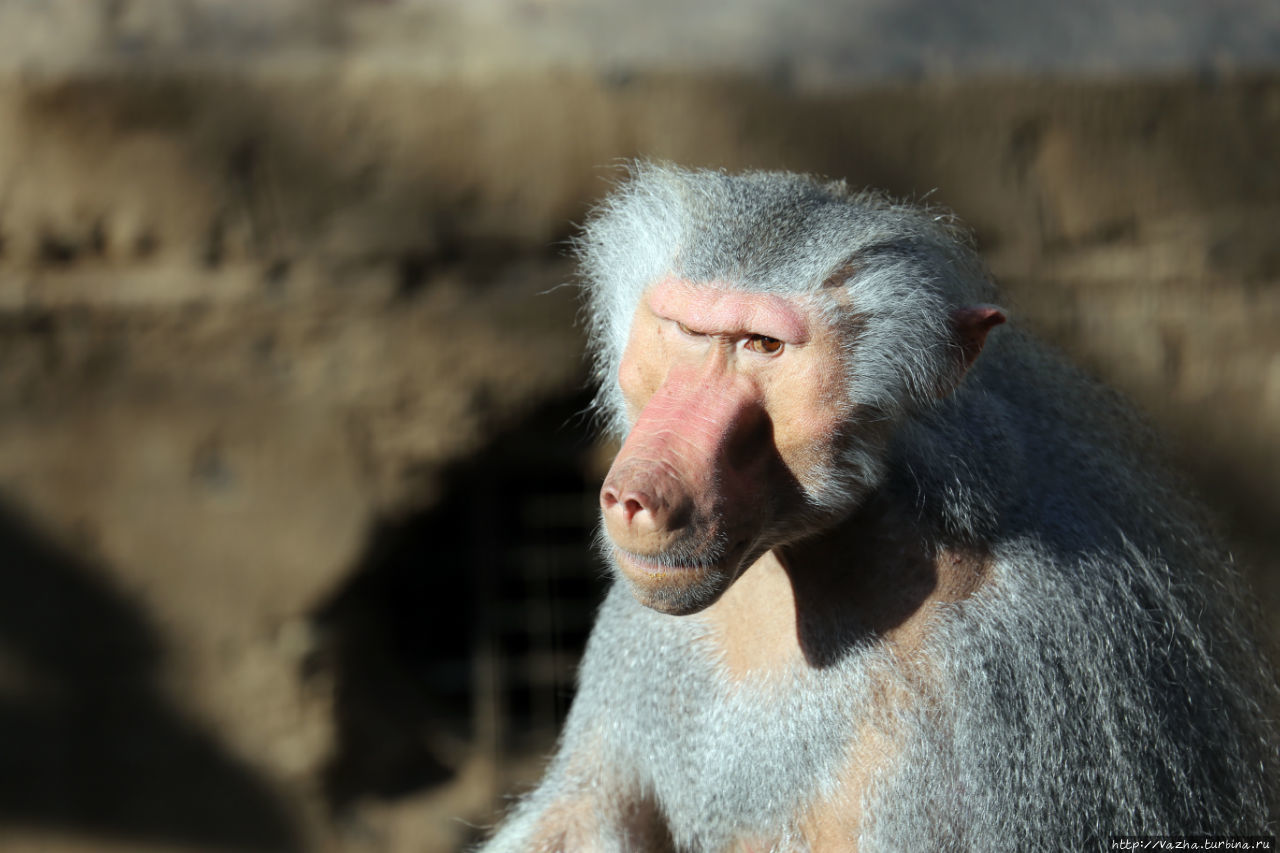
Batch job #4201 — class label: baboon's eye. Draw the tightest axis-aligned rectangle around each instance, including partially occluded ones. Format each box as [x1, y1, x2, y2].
[745, 335, 783, 355]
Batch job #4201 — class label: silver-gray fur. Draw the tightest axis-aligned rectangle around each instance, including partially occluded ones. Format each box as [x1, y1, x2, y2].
[477, 163, 1277, 851]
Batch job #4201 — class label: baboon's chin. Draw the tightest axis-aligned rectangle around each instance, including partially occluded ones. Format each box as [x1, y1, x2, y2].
[610, 546, 742, 616]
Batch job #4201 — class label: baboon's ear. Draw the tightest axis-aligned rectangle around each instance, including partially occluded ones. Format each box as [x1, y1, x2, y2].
[940, 305, 1006, 395]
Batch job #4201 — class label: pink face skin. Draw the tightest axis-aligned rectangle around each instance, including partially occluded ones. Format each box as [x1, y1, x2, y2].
[600, 278, 852, 615]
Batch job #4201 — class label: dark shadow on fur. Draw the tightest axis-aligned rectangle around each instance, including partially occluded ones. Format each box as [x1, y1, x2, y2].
[784, 490, 945, 668]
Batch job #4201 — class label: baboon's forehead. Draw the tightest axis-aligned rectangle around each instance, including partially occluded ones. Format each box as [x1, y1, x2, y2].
[598, 166, 939, 295]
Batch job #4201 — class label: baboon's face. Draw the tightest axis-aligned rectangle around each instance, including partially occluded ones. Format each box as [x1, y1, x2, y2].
[599, 278, 853, 615]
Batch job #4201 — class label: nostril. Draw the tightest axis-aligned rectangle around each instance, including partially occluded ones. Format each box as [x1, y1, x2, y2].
[601, 482, 654, 527]
[622, 497, 645, 523]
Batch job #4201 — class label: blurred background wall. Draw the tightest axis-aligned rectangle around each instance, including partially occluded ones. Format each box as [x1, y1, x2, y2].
[0, 1, 1276, 851]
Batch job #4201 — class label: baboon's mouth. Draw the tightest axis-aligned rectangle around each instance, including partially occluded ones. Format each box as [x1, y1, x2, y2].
[613, 547, 720, 576]
[611, 538, 758, 615]
[611, 538, 751, 577]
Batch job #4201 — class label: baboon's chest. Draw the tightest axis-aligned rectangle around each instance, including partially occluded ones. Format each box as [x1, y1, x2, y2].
[629, 636, 874, 850]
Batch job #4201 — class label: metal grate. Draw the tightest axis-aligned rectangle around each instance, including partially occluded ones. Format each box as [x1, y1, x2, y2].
[315, 392, 607, 809]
